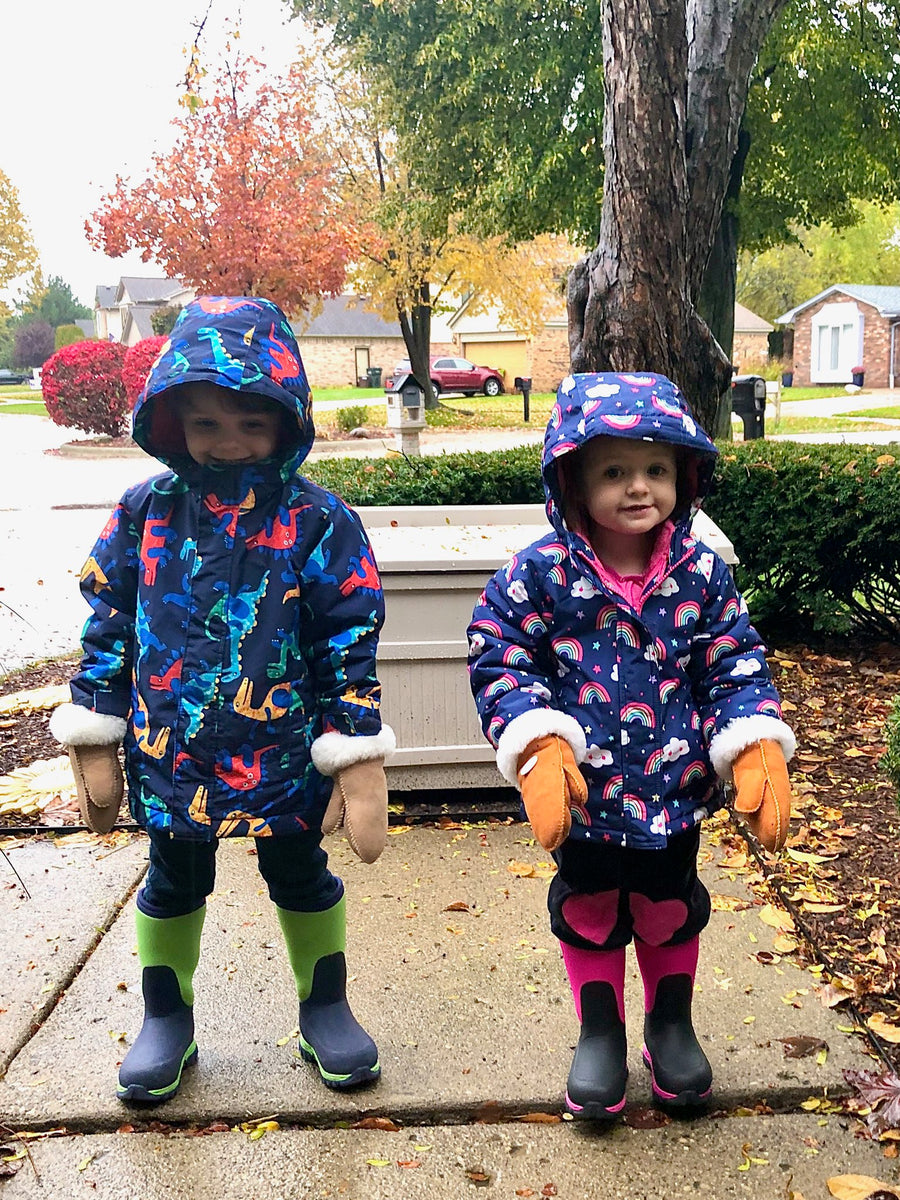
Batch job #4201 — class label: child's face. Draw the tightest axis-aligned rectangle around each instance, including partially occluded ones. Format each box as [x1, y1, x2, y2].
[577, 437, 678, 539]
[179, 384, 281, 466]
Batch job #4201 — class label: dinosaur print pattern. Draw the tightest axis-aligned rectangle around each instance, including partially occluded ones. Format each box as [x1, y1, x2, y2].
[68, 297, 385, 841]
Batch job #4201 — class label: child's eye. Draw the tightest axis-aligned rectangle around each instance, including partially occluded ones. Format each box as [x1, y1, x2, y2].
[648, 464, 667, 476]
[603, 466, 622, 479]
[191, 418, 217, 430]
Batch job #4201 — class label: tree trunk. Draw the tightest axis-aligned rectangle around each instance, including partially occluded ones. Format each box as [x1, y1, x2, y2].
[698, 126, 751, 437]
[568, 0, 789, 434]
[397, 282, 439, 408]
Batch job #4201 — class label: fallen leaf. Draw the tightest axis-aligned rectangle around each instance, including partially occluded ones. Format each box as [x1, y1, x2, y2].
[443, 901, 471, 912]
[826, 1174, 900, 1200]
[780, 1036, 828, 1059]
[759, 904, 795, 931]
[868, 1014, 900, 1044]
[507, 861, 535, 877]
[353, 1117, 400, 1131]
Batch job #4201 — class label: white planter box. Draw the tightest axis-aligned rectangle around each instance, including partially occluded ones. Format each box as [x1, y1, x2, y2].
[362, 505, 736, 792]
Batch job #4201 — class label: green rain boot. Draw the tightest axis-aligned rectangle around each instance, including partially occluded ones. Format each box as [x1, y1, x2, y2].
[277, 897, 380, 1090]
[116, 906, 205, 1104]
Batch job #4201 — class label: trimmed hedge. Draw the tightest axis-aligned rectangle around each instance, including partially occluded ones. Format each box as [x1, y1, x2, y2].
[307, 438, 900, 638]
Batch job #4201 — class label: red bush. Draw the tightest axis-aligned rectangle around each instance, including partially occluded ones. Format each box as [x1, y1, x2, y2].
[42, 340, 129, 437]
[122, 336, 167, 409]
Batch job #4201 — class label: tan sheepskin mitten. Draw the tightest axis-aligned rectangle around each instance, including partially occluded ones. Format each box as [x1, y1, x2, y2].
[49, 703, 126, 834]
[516, 734, 588, 852]
[732, 739, 793, 853]
[322, 758, 389, 864]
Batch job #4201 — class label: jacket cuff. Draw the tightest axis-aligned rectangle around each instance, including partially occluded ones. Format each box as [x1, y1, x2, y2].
[495, 709, 587, 785]
[708, 715, 796, 780]
[311, 726, 396, 775]
[50, 703, 127, 746]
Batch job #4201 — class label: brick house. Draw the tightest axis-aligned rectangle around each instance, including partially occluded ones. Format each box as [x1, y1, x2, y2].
[291, 295, 454, 387]
[776, 285, 900, 389]
[732, 302, 774, 373]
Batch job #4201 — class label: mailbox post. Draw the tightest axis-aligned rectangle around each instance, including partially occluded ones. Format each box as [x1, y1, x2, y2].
[385, 372, 427, 455]
[514, 376, 532, 422]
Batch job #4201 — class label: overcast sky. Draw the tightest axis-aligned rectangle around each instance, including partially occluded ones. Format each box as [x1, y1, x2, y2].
[1, 0, 309, 308]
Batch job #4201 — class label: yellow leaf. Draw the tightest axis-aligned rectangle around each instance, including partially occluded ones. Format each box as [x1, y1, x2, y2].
[77, 1155, 96, 1172]
[867, 1013, 900, 1043]
[0, 685, 70, 716]
[759, 904, 795, 931]
[366, 1158, 392, 1167]
[507, 860, 535, 877]
[802, 902, 844, 913]
[827, 1174, 900, 1200]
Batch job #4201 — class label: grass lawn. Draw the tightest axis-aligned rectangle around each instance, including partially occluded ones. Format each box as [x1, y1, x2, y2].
[0, 402, 48, 416]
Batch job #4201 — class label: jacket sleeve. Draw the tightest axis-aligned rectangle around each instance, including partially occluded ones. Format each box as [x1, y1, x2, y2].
[468, 556, 586, 785]
[687, 550, 795, 778]
[67, 497, 142, 718]
[301, 499, 395, 772]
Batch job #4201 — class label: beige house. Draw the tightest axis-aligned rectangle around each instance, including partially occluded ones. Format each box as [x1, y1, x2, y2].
[732, 302, 774, 372]
[777, 285, 900, 389]
[292, 295, 454, 387]
[94, 278, 195, 346]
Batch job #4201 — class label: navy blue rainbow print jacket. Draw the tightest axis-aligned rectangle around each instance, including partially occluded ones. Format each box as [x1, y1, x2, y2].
[468, 372, 795, 851]
[63, 297, 392, 840]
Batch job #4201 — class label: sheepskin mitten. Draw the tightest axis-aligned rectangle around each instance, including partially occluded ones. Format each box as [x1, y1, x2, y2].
[49, 704, 126, 834]
[312, 727, 395, 864]
[322, 759, 389, 864]
[732, 739, 793, 853]
[516, 734, 588, 852]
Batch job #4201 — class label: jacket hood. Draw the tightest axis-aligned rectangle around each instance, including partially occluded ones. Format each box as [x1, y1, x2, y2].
[542, 372, 718, 539]
[132, 296, 314, 477]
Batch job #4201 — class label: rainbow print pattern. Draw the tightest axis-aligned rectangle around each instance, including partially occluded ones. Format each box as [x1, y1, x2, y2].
[468, 370, 789, 851]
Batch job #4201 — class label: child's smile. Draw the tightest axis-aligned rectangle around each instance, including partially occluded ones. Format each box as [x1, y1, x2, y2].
[579, 437, 678, 540]
[180, 387, 281, 465]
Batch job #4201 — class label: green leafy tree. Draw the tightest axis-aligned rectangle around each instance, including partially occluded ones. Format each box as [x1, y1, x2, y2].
[292, 0, 900, 431]
[20, 275, 92, 327]
[150, 306, 180, 336]
[738, 203, 900, 322]
[54, 324, 86, 351]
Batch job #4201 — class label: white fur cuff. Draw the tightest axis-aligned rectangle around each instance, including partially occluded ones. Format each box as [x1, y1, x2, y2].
[495, 708, 587, 786]
[49, 703, 127, 747]
[311, 726, 396, 775]
[708, 714, 796, 780]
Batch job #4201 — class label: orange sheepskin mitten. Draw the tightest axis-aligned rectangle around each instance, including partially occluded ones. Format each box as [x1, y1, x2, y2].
[731, 739, 793, 852]
[516, 735, 588, 852]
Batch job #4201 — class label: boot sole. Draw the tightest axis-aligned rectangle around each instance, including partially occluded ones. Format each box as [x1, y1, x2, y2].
[299, 1037, 380, 1090]
[642, 1047, 711, 1110]
[565, 1089, 627, 1121]
[117, 1042, 198, 1105]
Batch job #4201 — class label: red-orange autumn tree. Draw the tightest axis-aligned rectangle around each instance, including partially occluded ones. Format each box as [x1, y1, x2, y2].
[85, 58, 355, 314]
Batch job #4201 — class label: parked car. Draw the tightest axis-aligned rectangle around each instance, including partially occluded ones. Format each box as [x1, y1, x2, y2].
[387, 356, 504, 397]
[0, 368, 32, 386]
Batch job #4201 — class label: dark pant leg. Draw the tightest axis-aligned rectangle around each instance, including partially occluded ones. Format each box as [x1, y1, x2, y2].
[255, 833, 344, 912]
[137, 832, 218, 919]
[625, 828, 710, 947]
[549, 829, 710, 950]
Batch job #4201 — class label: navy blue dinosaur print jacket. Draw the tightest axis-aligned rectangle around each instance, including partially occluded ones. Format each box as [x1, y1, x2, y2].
[468, 372, 795, 852]
[65, 297, 389, 840]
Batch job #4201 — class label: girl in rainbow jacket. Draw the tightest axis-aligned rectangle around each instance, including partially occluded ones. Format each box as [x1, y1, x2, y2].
[468, 372, 795, 1119]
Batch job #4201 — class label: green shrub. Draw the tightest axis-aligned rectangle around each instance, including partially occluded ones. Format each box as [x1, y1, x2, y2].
[706, 441, 900, 638]
[54, 324, 85, 350]
[308, 438, 900, 639]
[307, 446, 543, 507]
[336, 404, 372, 433]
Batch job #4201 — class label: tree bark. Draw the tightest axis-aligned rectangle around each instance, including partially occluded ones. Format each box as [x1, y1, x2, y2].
[397, 282, 439, 408]
[568, 0, 789, 434]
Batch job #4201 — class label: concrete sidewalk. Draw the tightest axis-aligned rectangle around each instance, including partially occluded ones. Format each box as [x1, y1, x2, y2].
[0, 825, 895, 1198]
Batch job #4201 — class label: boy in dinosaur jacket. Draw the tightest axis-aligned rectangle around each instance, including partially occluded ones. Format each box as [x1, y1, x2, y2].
[51, 296, 393, 1104]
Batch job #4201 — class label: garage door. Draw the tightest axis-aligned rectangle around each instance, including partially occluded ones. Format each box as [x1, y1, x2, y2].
[462, 341, 528, 387]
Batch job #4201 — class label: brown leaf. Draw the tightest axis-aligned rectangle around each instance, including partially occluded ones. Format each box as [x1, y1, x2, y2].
[516, 1112, 562, 1124]
[352, 1116, 400, 1131]
[623, 1106, 670, 1129]
[780, 1036, 828, 1059]
[443, 901, 471, 912]
[844, 1069, 900, 1136]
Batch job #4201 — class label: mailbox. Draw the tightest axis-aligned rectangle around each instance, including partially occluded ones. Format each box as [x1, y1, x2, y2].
[385, 372, 426, 453]
[731, 375, 766, 440]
